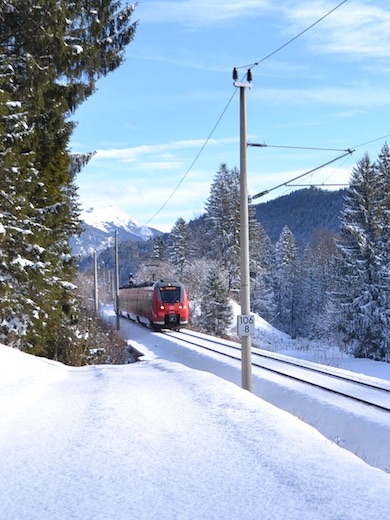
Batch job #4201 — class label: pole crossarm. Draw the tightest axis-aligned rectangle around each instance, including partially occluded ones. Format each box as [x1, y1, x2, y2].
[287, 183, 348, 187]
[248, 143, 352, 152]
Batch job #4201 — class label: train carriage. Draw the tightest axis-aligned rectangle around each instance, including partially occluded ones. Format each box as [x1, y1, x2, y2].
[118, 279, 189, 330]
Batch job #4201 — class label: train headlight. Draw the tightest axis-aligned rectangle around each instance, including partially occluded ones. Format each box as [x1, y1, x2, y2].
[160, 304, 165, 310]
[178, 304, 183, 309]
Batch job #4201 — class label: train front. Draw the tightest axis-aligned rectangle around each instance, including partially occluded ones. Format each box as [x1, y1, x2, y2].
[151, 280, 189, 329]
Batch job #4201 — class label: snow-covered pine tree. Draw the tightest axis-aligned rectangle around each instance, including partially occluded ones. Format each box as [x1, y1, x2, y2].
[153, 236, 166, 263]
[0, 73, 40, 346]
[274, 225, 300, 336]
[334, 152, 389, 359]
[186, 215, 213, 260]
[205, 164, 241, 291]
[0, 0, 137, 359]
[198, 266, 233, 337]
[249, 220, 277, 322]
[167, 217, 192, 275]
[204, 163, 265, 301]
[374, 144, 390, 360]
[299, 230, 339, 337]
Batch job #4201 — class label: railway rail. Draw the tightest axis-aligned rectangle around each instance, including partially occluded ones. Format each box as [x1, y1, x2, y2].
[164, 328, 390, 413]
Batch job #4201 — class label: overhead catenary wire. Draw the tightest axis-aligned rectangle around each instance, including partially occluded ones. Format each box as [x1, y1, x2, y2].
[259, 134, 390, 195]
[251, 149, 354, 200]
[236, 0, 348, 72]
[283, 134, 390, 192]
[142, 1, 349, 227]
[352, 134, 390, 150]
[142, 90, 237, 227]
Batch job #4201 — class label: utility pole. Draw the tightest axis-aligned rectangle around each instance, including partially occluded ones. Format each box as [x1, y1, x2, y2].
[93, 251, 98, 314]
[114, 230, 120, 331]
[233, 68, 253, 392]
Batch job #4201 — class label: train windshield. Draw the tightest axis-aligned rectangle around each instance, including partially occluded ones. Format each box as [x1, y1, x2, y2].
[159, 286, 181, 304]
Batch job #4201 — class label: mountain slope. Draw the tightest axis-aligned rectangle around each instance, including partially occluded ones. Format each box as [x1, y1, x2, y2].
[70, 206, 162, 257]
[254, 188, 346, 249]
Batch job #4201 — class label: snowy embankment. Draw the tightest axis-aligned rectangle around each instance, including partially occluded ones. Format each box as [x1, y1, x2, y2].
[118, 306, 390, 471]
[1, 343, 390, 520]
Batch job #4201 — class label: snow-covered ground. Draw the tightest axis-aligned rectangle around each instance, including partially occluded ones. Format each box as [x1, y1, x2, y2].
[1, 305, 390, 519]
[118, 306, 390, 472]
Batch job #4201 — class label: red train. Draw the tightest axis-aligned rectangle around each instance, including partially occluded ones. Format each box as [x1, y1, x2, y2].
[118, 279, 189, 330]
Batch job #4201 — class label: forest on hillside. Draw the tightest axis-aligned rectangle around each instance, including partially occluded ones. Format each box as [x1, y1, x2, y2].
[255, 187, 347, 250]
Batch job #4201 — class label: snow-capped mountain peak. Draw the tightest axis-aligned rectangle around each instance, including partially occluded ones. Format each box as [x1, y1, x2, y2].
[81, 206, 141, 234]
[71, 206, 162, 257]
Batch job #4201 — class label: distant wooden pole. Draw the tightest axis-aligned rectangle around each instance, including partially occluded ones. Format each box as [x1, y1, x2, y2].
[115, 230, 120, 331]
[93, 251, 98, 313]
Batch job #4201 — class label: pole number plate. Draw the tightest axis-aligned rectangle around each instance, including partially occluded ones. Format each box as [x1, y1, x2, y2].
[237, 315, 255, 336]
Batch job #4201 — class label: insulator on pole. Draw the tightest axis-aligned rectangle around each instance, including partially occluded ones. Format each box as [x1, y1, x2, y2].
[247, 69, 252, 82]
[233, 67, 238, 81]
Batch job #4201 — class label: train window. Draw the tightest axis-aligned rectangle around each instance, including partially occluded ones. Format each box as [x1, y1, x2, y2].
[159, 286, 181, 304]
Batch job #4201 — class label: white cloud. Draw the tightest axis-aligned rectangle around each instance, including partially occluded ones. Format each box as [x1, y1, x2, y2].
[251, 84, 390, 108]
[138, 0, 272, 28]
[138, 0, 390, 55]
[93, 137, 239, 163]
[283, 1, 390, 59]
[137, 161, 184, 170]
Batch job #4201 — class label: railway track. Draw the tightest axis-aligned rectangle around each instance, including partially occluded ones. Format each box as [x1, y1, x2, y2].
[164, 328, 390, 413]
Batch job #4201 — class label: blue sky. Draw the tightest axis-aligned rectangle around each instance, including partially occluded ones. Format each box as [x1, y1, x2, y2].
[70, 0, 390, 232]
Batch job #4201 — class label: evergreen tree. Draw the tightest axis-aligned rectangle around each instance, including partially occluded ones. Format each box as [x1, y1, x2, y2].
[187, 215, 212, 260]
[274, 226, 299, 335]
[153, 236, 166, 263]
[334, 152, 389, 359]
[249, 221, 276, 322]
[299, 230, 339, 337]
[167, 217, 192, 275]
[203, 163, 269, 317]
[198, 266, 233, 337]
[375, 143, 390, 359]
[0, 0, 137, 358]
[0, 56, 46, 348]
[205, 163, 241, 291]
